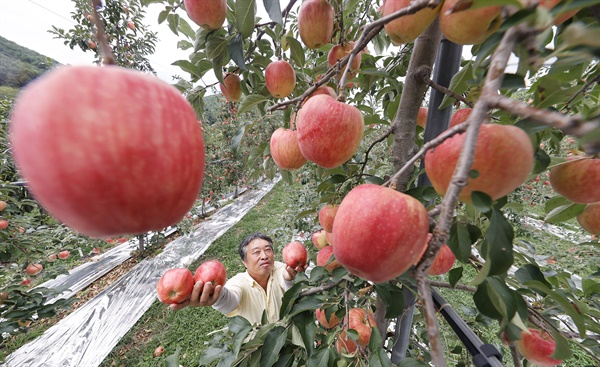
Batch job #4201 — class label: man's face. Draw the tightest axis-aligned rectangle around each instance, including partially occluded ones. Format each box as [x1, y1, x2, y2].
[243, 238, 275, 280]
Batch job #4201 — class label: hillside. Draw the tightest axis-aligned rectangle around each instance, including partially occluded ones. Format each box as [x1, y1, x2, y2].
[0, 36, 60, 100]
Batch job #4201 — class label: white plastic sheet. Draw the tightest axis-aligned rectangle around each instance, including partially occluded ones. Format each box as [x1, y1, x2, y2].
[4, 178, 278, 367]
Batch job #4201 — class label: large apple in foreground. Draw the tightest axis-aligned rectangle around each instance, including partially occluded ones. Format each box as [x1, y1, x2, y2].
[298, 0, 334, 49]
[439, 0, 503, 45]
[382, 0, 442, 45]
[156, 268, 195, 304]
[425, 124, 534, 203]
[549, 157, 600, 204]
[332, 184, 429, 283]
[282, 241, 308, 268]
[296, 95, 364, 169]
[318, 204, 338, 233]
[270, 128, 307, 170]
[219, 73, 242, 102]
[265, 60, 296, 98]
[516, 328, 563, 366]
[9, 65, 205, 238]
[577, 202, 600, 235]
[184, 0, 226, 30]
[193, 260, 227, 289]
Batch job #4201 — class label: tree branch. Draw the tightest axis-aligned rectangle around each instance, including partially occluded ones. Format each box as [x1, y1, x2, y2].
[417, 67, 474, 108]
[299, 278, 344, 297]
[356, 128, 392, 185]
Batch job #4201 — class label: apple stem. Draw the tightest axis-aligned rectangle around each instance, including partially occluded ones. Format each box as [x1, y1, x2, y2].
[91, 0, 116, 65]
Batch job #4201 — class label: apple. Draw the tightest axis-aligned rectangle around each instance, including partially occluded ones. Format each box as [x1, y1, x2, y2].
[417, 107, 428, 128]
[318, 204, 338, 233]
[449, 108, 472, 128]
[270, 128, 307, 170]
[325, 230, 335, 247]
[92, 247, 101, 254]
[332, 184, 429, 283]
[0, 219, 7, 229]
[303, 86, 337, 106]
[193, 260, 227, 290]
[549, 157, 600, 204]
[425, 124, 534, 203]
[311, 229, 329, 249]
[336, 330, 358, 355]
[382, 0, 442, 46]
[539, 0, 579, 25]
[296, 95, 364, 169]
[516, 328, 563, 366]
[265, 60, 296, 98]
[439, 0, 503, 45]
[10, 65, 205, 238]
[327, 41, 362, 76]
[127, 21, 135, 31]
[577, 202, 600, 235]
[25, 263, 43, 276]
[282, 241, 308, 268]
[20, 278, 31, 286]
[316, 245, 341, 272]
[337, 308, 376, 354]
[428, 244, 456, 275]
[219, 73, 242, 102]
[0, 200, 6, 211]
[316, 308, 339, 329]
[58, 250, 70, 260]
[184, 0, 226, 30]
[157, 268, 195, 304]
[153, 346, 165, 357]
[88, 41, 97, 50]
[47, 254, 57, 262]
[298, 0, 334, 49]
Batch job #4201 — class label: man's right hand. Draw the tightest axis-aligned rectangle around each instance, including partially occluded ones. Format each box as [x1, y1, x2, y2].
[169, 281, 223, 311]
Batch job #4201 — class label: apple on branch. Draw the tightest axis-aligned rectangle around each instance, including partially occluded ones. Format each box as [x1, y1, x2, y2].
[516, 328, 563, 366]
[270, 128, 307, 170]
[416, 107, 428, 128]
[449, 108, 472, 128]
[219, 73, 242, 102]
[549, 157, 600, 204]
[25, 263, 43, 276]
[316, 307, 340, 329]
[382, 0, 442, 46]
[184, 0, 226, 30]
[311, 229, 329, 249]
[265, 60, 296, 98]
[298, 0, 334, 49]
[577, 202, 600, 235]
[439, 0, 503, 45]
[318, 204, 338, 233]
[336, 308, 376, 355]
[316, 245, 341, 272]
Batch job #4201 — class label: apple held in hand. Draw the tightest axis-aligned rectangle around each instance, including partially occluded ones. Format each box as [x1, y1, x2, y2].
[298, 0, 334, 49]
[382, 0, 442, 45]
[25, 263, 43, 276]
[219, 73, 242, 102]
[577, 202, 600, 235]
[270, 128, 307, 170]
[549, 157, 600, 204]
[157, 268, 195, 305]
[311, 229, 329, 249]
[332, 184, 429, 283]
[439, 0, 503, 45]
[193, 260, 227, 291]
[282, 241, 308, 268]
[516, 328, 563, 366]
[10, 65, 205, 238]
[296, 95, 364, 169]
[184, 0, 226, 30]
[318, 204, 338, 233]
[425, 124, 534, 203]
[265, 60, 296, 98]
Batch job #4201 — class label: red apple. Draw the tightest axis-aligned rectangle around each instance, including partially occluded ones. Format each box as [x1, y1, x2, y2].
[0, 200, 6, 211]
[20, 278, 31, 286]
[47, 254, 57, 262]
[318, 204, 338, 233]
[549, 157, 600, 204]
[219, 73, 242, 102]
[270, 128, 307, 170]
[539, 0, 579, 25]
[88, 41, 97, 50]
[316, 308, 339, 329]
[92, 247, 101, 254]
[127, 21, 135, 31]
[282, 241, 308, 268]
[428, 244, 456, 275]
[311, 229, 329, 249]
[0, 220, 7, 229]
[184, 0, 226, 30]
[336, 330, 358, 355]
[265, 60, 296, 98]
[325, 230, 335, 247]
[577, 202, 600, 235]
[10, 65, 205, 238]
[516, 328, 563, 366]
[25, 263, 43, 276]
[316, 245, 341, 272]
[303, 86, 337, 106]
[157, 268, 195, 304]
[416, 107, 428, 128]
[193, 260, 227, 290]
[327, 41, 362, 76]
[425, 124, 534, 203]
[382, 0, 442, 46]
[296, 95, 364, 169]
[332, 184, 429, 283]
[336, 308, 376, 354]
[439, 0, 503, 45]
[58, 250, 70, 260]
[153, 346, 165, 357]
[449, 108, 472, 128]
[298, 0, 334, 49]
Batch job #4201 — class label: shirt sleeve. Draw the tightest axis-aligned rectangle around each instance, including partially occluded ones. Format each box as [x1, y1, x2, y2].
[212, 282, 242, 315]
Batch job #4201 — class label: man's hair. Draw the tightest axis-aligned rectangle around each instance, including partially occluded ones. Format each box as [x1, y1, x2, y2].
[238, 232, 273, 261]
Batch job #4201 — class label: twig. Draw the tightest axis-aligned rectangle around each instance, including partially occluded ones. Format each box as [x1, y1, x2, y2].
[299, 278, 344, 297]
[429, 280, 476, 293]
[418, 67, 474, 108]
[91, 0, 116, 65]
[561, 74, 600, 113]
[356, 128, 392, 184]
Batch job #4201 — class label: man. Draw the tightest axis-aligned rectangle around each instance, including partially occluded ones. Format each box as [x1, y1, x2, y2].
[171, 233, 306, 324]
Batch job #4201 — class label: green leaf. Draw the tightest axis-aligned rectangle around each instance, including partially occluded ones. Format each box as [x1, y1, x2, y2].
[290, 296, 325, 318]
[374, 283, 404, 318]
[449, 267, 464, 288]
[549, 325, 574, 361]
[167, 13, 180, 35]
[544, 202, 586, 224]
[307, 347, 332, 366]
[286, 36, 305, 67]
[206, 35, 229, 60]
[515, 119, 551, 134]
[230, 120, 254, 154]
[164, 346, 181, 367]
[238, 94, 270, 115]
[293, 312, 317, 357]
[229, 316, 253, 356]
[236, 0, 256, 38]
[368, 326, 392, 367]
[485, 209, 514, 276]
[471, 191, 492, 213]
[280, 282, 303, 318]
[228, 34, 247, 71]
[260, 326, 287, 367]
[474, 280, 503, 320]
[158, 9, 170, 24]
[262, 0, 282, 23]
[171, 60, 200, 78]
[515, 264, 552, 290]
[439, 62, 473, 109]
[500, 73, 526, 91]
[398, 358, 430, 366]
[272, 345, 295, 367]
[544, 195, 572, 213]
[582, 278, 600, 298]
[448, 222, 475, 264]
[177, 17, 196, 39]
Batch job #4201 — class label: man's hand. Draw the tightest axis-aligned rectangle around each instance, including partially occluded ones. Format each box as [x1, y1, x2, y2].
[284, 264, 308, 281]
[169, 281, 223, 311]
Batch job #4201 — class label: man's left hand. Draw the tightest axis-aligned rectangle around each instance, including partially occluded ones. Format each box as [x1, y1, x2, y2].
[284, 263, 308, 281]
